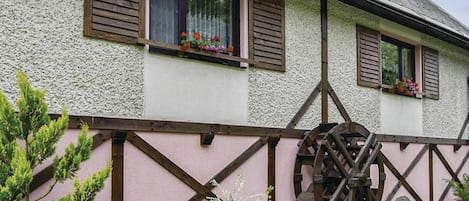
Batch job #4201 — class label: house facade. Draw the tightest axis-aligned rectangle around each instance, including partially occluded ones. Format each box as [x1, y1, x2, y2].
[2, 0, 469, 200]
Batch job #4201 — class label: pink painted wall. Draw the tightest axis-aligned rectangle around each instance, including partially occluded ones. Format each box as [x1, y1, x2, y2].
[30, 129, 112, 200]
[28, 129, 469, 201]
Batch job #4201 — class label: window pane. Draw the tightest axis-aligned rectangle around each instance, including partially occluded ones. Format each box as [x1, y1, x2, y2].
[150, 0, 179, 44]
[381, 41, 399, 86]
[187, 0, 233, 48]
[402, 47, 414, 81]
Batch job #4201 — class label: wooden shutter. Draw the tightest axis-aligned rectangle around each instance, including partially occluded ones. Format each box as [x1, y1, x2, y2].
[356, 25, 381, 88]
[249, 0, 285, 71]
[422, 47, 439, 99]
[83, 0, 144, 44]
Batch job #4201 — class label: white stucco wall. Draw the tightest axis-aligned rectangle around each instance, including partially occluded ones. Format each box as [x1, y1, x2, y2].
[143, 52, 248, 124]
[0, 0, 144, 118]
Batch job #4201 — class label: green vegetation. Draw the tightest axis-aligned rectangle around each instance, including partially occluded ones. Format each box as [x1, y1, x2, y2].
[452, 174, 469, 201]
[0, 70, 110, 201]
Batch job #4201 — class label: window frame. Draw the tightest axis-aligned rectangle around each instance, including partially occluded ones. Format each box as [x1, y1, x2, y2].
[147, 0, 242, 66]
[380, 34, 416, 89]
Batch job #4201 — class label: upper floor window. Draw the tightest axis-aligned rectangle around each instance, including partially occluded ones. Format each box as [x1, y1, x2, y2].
[381, 35, 415, 86]
[149, 0, 240, 57]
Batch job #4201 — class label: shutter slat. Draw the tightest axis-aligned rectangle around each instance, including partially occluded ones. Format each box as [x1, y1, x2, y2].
[357, 25, 381, 88]
[84, 0, 142, 44]
[250, 0, 285, 71]
[423, 47, 439, 99]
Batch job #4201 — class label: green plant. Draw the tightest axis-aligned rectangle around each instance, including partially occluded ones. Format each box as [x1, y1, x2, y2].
[451, 174, 469, 201]
[0, 70, 111, 201]
[206, 175, 274, 201]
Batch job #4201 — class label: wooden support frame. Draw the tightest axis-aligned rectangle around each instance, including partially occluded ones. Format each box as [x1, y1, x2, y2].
[385, 145, 428, 201]
[320, 0, 329, 124]
[286, 81, 322, 129]
[30, 131, 112, 192]
[429, 145, 434, 201]
[268, 137, 280, 201]
[112, 130, 127, 201]
[382, 154, 423, 201]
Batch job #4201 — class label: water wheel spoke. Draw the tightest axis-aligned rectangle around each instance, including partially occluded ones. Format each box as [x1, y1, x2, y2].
[354, 132, 377, 166]
[360, 143, 382, 174]
[324, 142, 349, 178]
[330, 178, 348, 201]
[367, 187, 378, 201]
[330, 133, 355, 167]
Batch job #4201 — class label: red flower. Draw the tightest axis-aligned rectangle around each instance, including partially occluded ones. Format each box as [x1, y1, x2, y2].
[181, 32, 187, 38]
[193, 32, 201, 40]
[213, 35, 220, 42]
[198, 44, 205, 49]
[227, 46, 234, 53]
[182, 42, 190, 50]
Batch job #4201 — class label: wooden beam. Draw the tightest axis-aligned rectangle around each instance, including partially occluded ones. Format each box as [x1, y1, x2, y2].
[268, 137, 280, 201]
[400, 142, 410, 150]
[30, 131, 112, 192]
[200, 132, 215, 145]
[429, 145, 434, 201]
[438, 150, 469, 201]
[385, 145, 428, 201]
[112, 130, 127, 201]
[327, 81, 352, 122]
[189, 137, 269, 201]
[381, 154, 423, 201]
[431, 145, 461, 183]
[126, 132, 216, 199]
[286, 81, 322, 129]
[320, 0, 329, 124]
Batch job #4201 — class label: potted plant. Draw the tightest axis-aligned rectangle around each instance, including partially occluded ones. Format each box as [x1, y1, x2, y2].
[180, 32, 234, 56]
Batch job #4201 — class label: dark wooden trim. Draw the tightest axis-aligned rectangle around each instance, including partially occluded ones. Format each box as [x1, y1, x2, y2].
[457, 112, 469, 140]
[376, 134, 469, 145]
[138, 0, 146, 39]
[30, 131, 112, 192]
[268, 137, 280, 201]
[286, 81, 322, 129]
[399, 142, 410, 150]
[189, 137, 269, 201]
[320, 0, 329, 124]
[83, 0, 93, 36]
[385, 145, 428, 201]
[138, 38, 252, 65]
[438, 150, 469, 201]
[327, 81, 352, 122]
[431, 145, 461, 183]
[126, 132, 216, 199]
[200, 132, 215, 145]
[429, 145, 434, 201]
[112, 130, 127, 201]
[381, 153, 423, 201]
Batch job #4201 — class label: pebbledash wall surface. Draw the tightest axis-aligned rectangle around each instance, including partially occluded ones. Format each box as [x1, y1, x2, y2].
[1, 0, 468, 138]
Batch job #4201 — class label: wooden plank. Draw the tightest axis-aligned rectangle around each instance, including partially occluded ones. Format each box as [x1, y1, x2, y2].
[429, 146, 434, 201]
[92, 16, 139, 31]
[382, 154, 423, 201]
[253, 3, 281, 14]
[92, 8, 139, 23]
[98, 0, 139, 9]
[92, 23, 138, 37]
[112, 130, 127, 201]
[432, 145, 461, 183]
[385, 145, 428, 201]
[327, 81, 352, 122]
[254, 50, 282, 60]
[268, 137, 280, 201]
[321, 0, 328, 124]
[126, 132, 216, 199]
[30, 131, 112, 192]
[253, 7, 281, 20]
[92, 1, 139, 16]
[253, 56, 283, 65]
[438, 150, 469, 201]
[253, 32, 282, 43]
[457, 112, 469, 140]
[253, 38, 282, 48]
[89, 29, 138, 44]
[253, 27, 281, 38]
[286, 81, 322, 129]
[253, 20, 281, 32]
[83, 0, 93, 36]
[253, 44, 282, 54]
[138, 0, 145, 39]
[360, 72, 380, 80]
[253, 14, 281, 26]
[189, 137, 269, 201]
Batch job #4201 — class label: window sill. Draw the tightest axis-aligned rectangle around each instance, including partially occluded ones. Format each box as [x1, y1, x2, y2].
[381, 86, 423, 99]
[138, 38, 257, 68]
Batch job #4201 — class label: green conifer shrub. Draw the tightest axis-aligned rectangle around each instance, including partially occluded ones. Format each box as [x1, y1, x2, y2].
[0, 70, 111, 201]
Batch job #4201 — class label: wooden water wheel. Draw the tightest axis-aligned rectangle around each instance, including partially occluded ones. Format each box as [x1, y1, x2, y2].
[294, 122, 385, 201]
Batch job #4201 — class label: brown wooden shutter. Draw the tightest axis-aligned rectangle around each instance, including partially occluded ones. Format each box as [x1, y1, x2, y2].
[249, 0, 285, 71]
[83, 0, 145, 44]
[422, 47, 439, 99]
[356, 25, 381, 88]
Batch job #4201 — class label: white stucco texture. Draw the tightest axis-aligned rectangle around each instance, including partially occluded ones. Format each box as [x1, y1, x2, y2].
[143, 52, 248, 124]
[0, 0, 144, 118]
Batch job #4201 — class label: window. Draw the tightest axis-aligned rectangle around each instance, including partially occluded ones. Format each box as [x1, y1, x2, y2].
[149, 0, 240, 60]
[381, 35, 415, 86]
[357, 25, 439, 99]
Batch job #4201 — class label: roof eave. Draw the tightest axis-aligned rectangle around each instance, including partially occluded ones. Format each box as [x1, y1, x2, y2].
[338, 0, 469, 51]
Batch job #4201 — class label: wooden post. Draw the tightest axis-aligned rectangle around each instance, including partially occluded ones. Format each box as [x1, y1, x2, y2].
[268, 137, 280, 201]
[112, 130, 127, 201]
[321, 0, 329, 123]
[429, 144, 434, 201]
